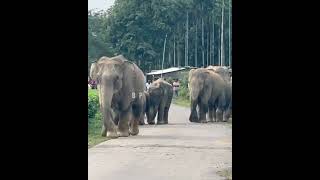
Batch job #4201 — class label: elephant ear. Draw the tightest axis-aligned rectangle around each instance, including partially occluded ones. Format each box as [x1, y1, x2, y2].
[89, 56, 111, 81]
[89, 62, 100, 81]
[189, 69, 195, 77]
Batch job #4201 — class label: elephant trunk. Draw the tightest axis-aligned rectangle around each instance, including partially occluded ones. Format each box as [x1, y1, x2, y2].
[99, 80, 117, 136]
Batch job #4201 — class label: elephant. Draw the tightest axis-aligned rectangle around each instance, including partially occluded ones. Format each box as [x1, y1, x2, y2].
[146, 79, 173, 125]
[89, 55, 145, 138]
[206, 66, 232, 122]
[188, 68, 226, 123]
[138, 91, 148, 125]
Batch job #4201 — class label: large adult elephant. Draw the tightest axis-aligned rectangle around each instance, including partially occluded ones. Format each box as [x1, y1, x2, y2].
[206, 66, 232, 121]
[146, 79, 173, 125]
[188, 68, 226, 123]
[90, 55, 145, 138]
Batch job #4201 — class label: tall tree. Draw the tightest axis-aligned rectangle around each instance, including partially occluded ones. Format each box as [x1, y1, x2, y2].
[201, 4, 205, 67]
[88, 0, 232, 71]
[220, 0, 225, 66]
[229, 0, 232, 67]
[195, 19, 198, 67]
[185, 11, 189, 66]
[173, 34, 176, 66]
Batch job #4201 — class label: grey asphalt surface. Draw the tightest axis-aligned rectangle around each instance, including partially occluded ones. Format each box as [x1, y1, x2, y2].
[88, 104, 232, 180]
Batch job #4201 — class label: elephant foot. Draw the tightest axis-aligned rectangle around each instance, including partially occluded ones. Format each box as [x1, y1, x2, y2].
[106, 131, 119, 139]
[129, 128, 139, 136]
[157, 121, 166, 125]
[139, 121, 145, 125]
[200, 119, 208, 123]
[117, 130, 130, 137]
[189, 115, 198, 122]
[216, 110, 223, 122]
[216, 117, 223, 122]
[101, 127, 107, 137]
[147, 121, 155, 125]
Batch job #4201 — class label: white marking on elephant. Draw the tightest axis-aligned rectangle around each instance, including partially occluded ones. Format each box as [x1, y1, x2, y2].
[132, 92, 135, 99]
[139, 92, 143, 98]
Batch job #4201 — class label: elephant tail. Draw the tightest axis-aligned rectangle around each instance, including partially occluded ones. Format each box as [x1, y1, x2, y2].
[166, 87, 173, 108]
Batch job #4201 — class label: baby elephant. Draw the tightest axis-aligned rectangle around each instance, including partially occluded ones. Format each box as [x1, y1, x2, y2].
[146, 79, 173, 124]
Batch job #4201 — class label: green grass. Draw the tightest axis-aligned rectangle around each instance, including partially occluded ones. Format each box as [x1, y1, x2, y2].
[88, 89, 111, 148]
[217, 167, 232, 180]
[88, 114, 111, 148]
[172, 96, 191, 107]
[88, 88, 98, 95]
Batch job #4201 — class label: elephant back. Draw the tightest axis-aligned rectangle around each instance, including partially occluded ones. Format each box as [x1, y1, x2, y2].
[121, 59, 145, 102]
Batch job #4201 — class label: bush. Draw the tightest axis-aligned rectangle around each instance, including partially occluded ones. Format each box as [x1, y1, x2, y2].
[88, 89, 99, 120]
[179, 86, 190, 100]
[178, 72, 190, 100]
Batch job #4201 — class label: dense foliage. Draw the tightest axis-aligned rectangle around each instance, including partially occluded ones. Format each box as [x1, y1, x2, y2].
[88, 89, 100, 119]
[88, 0, 232, 73]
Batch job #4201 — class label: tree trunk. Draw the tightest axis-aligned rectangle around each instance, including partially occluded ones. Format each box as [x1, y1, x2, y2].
[186, 12, 189, 66]
[195, 19, 198, 67]
[201, 4, 204, 67]
[212, 22, 215, 65]
[168, 51, 171, 67]
[207, 31, 209, 66]
[173, 34, 176, 67]
[220, 1, 224, 66]
[161, 34, 167, 74]
[177, 30, 181, 68]
[229, 0, 231, 67]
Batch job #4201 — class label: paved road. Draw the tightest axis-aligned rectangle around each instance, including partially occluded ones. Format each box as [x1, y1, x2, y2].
[88, 104, 232, 180]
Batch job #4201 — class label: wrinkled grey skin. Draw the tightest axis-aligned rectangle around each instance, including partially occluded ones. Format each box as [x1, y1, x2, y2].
[146, 79, 173, 125]
[188, 68, 226, 123]
[206, 66, 232, 121]
[90, 55, 145, 138]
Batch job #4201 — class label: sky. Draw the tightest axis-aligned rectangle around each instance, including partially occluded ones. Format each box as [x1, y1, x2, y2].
[88, 0, 115, 11]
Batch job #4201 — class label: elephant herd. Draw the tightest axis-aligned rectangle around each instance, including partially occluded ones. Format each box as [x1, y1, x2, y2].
[90, 55, 232, 139]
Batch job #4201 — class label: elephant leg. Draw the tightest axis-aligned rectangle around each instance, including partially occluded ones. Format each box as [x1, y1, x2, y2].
[189, 100, 199, 122]
[223, 107, 232, 122]
[129, 104, 141, 135]
[216, 94, 225, 122]
[118, 108, 131, 137]
[199, 102, 208, 123]
[113, 113, 120, 126]
[101, 109, 118, 138]
[212, 107, 217, 122]
[157, 102, 166, 125]
[164, 92, 173, 124]
[208, 104, 215, 122]
[147, 106, 156, 125]
[99, 84, 118, 138]
[138, 114, 145, 125]
[216, 108, 223, 122]
[164, 107, 169, 124]
[129, 116, 139, 136]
